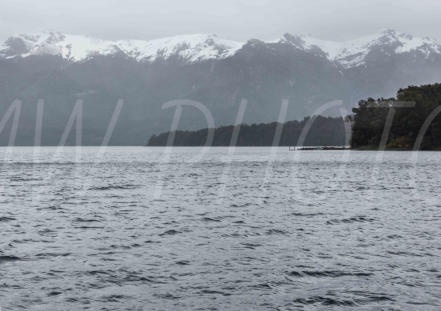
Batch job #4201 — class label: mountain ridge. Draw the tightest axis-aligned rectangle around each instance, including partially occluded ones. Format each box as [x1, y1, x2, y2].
[2, 29, 441, 145]
[2, 29, 441, 68]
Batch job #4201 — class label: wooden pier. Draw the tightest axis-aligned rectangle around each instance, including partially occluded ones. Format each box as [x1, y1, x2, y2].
[289, 146, 351, 151]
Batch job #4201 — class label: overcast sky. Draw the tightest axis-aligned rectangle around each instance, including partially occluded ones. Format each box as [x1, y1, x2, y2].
[1, 0, 441, 42]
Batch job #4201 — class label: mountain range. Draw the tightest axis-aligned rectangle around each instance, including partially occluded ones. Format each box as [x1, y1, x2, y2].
[1, 29, 441, 145]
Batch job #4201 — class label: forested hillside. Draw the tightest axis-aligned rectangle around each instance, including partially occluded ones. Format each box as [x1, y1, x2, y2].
[351, 84, 441, 150]
[147, 116, 348, 146]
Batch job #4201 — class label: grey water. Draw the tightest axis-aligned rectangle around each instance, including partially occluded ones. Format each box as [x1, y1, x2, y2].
[1, 147, 440, 310]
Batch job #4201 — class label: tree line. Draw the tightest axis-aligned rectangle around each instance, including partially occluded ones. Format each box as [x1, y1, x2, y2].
[147, 116, 348, 147]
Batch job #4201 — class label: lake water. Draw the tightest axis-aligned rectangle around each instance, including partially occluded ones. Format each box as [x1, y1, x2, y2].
[1, 147, 440, 310]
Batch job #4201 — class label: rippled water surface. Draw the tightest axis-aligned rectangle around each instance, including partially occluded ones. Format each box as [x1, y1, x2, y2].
[1, 147, 441, 310]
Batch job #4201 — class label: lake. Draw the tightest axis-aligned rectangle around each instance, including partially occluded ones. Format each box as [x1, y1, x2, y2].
[1, 147, 440, 310]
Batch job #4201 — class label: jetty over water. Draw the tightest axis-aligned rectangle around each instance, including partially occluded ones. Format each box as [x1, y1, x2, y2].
[289, 146, 351, 151]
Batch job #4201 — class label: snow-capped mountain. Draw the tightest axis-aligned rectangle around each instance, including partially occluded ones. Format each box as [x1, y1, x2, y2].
[0, 32, 242, 62]
[2, 29, 441, 145]
[1, 29, 441, 68]
[281, 29, 441, 68]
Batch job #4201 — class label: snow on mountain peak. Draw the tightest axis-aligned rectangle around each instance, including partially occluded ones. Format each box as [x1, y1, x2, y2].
[1, 30, 441, 67]
[0, 32, 119, 60]
[281, 29, 441, 68]
[0, 32, 244, 62]
[118, 34, 243, 62]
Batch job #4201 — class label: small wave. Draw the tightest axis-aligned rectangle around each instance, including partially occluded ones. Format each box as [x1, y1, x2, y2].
[100, 294, 132, 302]
[230, 203, 252, 208]
[159, 229, 181, 236]
[0, 255, 22, 263]
[85, 270, 112, 276]
[47, 291, 62, 297]
[251, 283, 272, 289]
[0, 216, 16, 222]
[352, 293, 394, 304]
[291, 212, 324, 217]
[288, 270, 373, 278]
[387, 250, 424, 257]
[266, 229, 288, 235]
[294, 296, 356, 306]
[327, 216, 376, 225]
[385, 234, 403, 240]
[240, 242, 262, 249]
[154, 293, 181, 300]
[85, 269, 159, 284]
[10, 177, 42, 182]
[145, 240, 160, 244]
[356, 186, 369, 191]
[175, 260, 190, 266]
[233, 220, 245, 224]
[73, 217, 101, 223]
[201, 217, 222, 222]
[36, 252, 71, 258]
[89, 184, 139, 191]
[200, 289, 231, 296]
[38, 228, 56, 235]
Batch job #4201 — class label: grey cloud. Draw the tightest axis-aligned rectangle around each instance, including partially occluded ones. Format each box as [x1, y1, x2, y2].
[1, 0, 441, 42]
